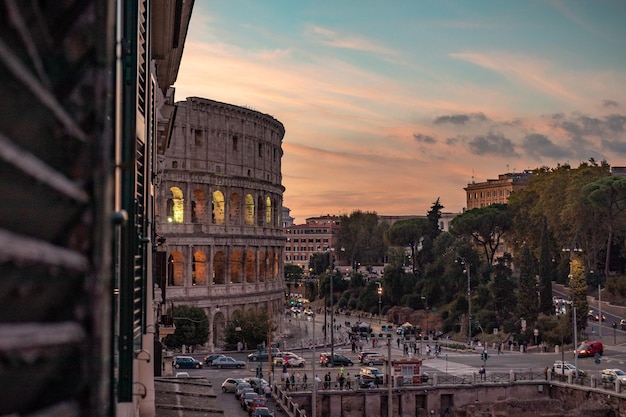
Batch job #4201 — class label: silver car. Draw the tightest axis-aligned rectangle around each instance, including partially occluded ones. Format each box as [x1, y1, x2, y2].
[212, 356, 246, 369]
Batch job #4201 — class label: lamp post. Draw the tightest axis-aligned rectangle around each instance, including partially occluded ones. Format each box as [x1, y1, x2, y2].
[377, 282, 382, 324]
[456, 257, 471, 342]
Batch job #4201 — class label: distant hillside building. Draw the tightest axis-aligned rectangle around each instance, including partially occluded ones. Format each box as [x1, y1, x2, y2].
[284, 215, 340, 269]
[283, 212, 460, 270]
[464, 171, 533, 210]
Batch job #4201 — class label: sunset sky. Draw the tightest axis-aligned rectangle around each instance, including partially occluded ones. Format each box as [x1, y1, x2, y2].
[173, 1, 626, 223]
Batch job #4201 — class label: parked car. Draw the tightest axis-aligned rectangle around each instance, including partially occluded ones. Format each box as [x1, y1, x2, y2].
[246, 396, 267, 414]
[553, 361, 586, 377]
[212, 356, 246, 369]
[420, 371, 430, 383]
[240, 392, 260, 410]
[576, 340, 603, 357]
[320, 352, 353, 367]
[221, 377, 244, 393]
[601, 369, 626, 384]
[252, 407, 274, 417]
[172, 356, 203, 369]
[362, 352, 386, 366]
[248, 348, 281, 362]
[245, 377, 269, 394]
[203, 353, 226, 365]
[235, 382, 253, 399]
[620, 319, 626, 331]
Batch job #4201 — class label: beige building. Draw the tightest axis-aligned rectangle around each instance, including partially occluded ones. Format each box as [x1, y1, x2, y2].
[284, 215, 340, 270]
[156, 97, 286, 351]
[464, 171, 532, 210]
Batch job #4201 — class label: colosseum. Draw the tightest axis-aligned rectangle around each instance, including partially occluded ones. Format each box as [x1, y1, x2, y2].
[156, 96, 286, 351]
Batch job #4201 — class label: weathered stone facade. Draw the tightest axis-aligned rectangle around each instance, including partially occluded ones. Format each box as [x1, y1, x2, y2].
[156, 97, 286, 350]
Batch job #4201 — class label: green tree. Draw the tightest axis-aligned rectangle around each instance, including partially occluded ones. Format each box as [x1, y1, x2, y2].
[516, 244, 538, 324]
[225, 309, 273, 349]
[337, 210, 386, 269]
[538, 217, 555, 315]
[568, 253, 588, 332]
[386, 217, 429, 275]
[490, 254, 516, 321]
[583, 176, 626, 278]
[164, 305, 209, 349]
[450, 204, 511, 269]
[284, 264, 304, 301]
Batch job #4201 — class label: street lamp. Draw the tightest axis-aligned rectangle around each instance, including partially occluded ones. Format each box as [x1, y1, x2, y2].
[377, 282, 382, 324]
[456, 257, 471, 343]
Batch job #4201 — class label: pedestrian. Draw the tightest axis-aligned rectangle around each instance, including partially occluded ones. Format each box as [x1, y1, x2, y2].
[339, 373, 345, 390]
[498, 342, 502, 355]
[340, 366, 345, 375]
[324, 372, 331, 389]
[479, 365, 486, 381]
[264, 384, 271, 399]
[397, 337, 401, 348]
[346, 372, 352, 389]
[302, 373, 308, 389]
[290, 374, 296, 390]
[315, 374, 321, 390]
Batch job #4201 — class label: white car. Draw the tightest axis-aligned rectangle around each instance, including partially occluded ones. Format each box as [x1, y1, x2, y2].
[283, 353, 306, 368]
[362, 353, 385, 366]
[221, 377, 244, 393]
[553, 361, 585, 377]
[601, 369, 626, 384]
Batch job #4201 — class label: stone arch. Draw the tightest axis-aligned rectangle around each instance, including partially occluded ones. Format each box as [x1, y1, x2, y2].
[244, 194, 254, 226]
[168, 251, 184, 286]
[265, 196, 272, 225]
[212, 190, 225, 225]
[229, 192, 241, 225]
[168, 187, 184, 223]
[213, 310, 226, 349]
[192, 251, 207, 285]
[256, 195, 264, 226]
[245, 250, 256, 283]
[230, 250, 242, 283]
[272, 250, 279, 280]
[192, 189, 206, 223]
[258, 250, 267, 281]
[213, 251, 226, 284]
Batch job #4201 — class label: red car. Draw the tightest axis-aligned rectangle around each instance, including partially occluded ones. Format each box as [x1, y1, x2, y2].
[246, 396, 267, 414]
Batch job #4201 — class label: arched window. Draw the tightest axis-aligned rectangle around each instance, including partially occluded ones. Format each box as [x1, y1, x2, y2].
[193, 189, 206, 223]
[229, 193, 241, 225]
[258, 250, 266, 281]
[193, 251, 207, 285]
[168, 187, 184, 223]
[168, 251, 184, 285]
[245, 250, 256, 283]
[212, 190, 225, 225]
[244, 194, 254, 226]
[230, 250, 242, 283]
[265, 196, 272, 225]
[213, 251, 226, 284]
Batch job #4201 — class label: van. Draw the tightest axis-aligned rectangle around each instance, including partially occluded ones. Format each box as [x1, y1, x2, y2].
[575, 340, 603, 357]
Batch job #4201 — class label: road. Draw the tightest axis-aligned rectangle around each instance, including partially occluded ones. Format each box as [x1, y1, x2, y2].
[176, 307, 626, 414]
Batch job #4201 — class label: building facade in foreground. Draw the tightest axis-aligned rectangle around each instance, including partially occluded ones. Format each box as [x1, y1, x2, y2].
[156, 97, 286, 351]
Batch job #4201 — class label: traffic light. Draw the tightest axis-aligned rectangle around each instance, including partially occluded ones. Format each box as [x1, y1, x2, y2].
[612, 322, 617, 329]
[481, 351, 488, 361]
